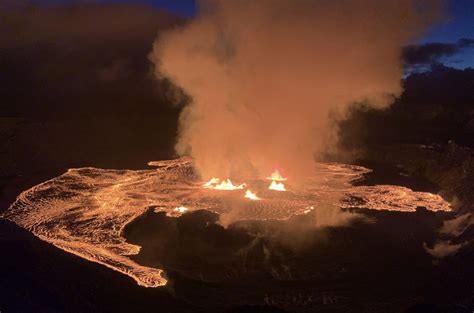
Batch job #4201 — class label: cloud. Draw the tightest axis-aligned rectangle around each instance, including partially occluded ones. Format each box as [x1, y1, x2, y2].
[402, 38, 474, 67]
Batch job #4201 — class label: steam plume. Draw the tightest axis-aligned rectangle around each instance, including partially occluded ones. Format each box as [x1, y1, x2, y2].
[152, 0, 441, 180]
[424, 213, 473, 258]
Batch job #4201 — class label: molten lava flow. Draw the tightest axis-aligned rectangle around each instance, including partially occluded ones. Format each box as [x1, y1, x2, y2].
[214, 179, 246, 190]
[266, 170, 287, 181]
[1, 158, 452, 289]
[269, 180, 286, 191]
[245, 190, 260, 201]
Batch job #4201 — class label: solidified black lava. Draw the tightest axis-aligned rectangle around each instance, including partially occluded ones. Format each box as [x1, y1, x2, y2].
[122, 203, 473, 312]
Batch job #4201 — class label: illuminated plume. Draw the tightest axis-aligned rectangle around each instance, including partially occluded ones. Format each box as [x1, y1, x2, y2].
[152, 0, 441, 181]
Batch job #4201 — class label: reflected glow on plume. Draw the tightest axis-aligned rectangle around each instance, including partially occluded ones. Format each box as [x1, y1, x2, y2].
[152, 0, 441, 181]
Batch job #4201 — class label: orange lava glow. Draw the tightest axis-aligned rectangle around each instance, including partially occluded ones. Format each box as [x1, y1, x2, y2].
[174, 206, 189, 213]
[215, 179, 246, 190]
[203, 178, 246, 190]
[266, 170, 287, 181]
[269, 180, 286, 191]
[1, 158, 452, 288]
[245, 190, 261, 200]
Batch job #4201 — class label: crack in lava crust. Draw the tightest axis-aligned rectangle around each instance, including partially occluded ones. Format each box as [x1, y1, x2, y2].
[0, 157, 451, 287]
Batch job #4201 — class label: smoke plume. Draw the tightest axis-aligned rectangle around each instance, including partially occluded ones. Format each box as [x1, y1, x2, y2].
[424, 213, 473, 258]
[152, 0, 441, 181]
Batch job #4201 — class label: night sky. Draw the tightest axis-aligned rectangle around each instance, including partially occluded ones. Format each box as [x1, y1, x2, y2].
[422, 0, 474, 69]
[138, 0, 474, 69]
[98, 0, 197, 16]
[16, 0, 474, 69]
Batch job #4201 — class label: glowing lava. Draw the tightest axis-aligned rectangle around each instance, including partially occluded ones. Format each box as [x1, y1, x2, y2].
[245, 190, 260, 200]
[174, 206, 189, 213]
[203, 178, 246, 190]
[215, 179, 246, 190]
[202, 177, 220, 188]
[1, 157, 452, 288]
[266, 170, 287, 181]
[269, 180, 286, 191]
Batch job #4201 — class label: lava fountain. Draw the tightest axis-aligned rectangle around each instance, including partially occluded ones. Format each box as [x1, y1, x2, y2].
[203, 178, 246, 190]
[245, 190, 261, 201]
[269, 180, 286, 191]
